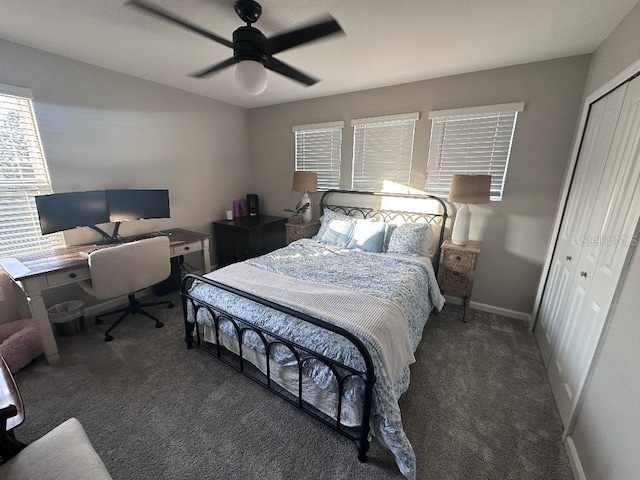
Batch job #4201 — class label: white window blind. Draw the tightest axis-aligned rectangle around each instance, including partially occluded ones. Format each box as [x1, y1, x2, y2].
[426, 102, 524, 201]
[0, 85, 63, 257]
[351, 112, 419, 192]
[293, 121, 344, 191]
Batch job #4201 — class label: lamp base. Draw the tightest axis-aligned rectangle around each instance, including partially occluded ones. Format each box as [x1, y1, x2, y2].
[300, 192, 312, 223]
[451, 204, 470, 245]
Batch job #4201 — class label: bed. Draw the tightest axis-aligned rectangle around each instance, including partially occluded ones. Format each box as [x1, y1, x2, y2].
[181, 189, 448, 479]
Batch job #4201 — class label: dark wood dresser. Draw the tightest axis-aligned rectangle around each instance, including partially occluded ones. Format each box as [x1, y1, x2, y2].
[212, 215, 287, 267]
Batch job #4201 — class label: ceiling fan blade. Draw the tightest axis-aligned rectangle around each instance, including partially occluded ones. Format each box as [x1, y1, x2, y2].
[189, 58, 237, 78]
[266, 17, 344, 55]
[126, 0, 233, 48]
[265, 57, 318, 86]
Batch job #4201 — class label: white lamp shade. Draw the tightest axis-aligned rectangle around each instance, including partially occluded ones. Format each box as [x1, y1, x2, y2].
[235, 60, 268, 95]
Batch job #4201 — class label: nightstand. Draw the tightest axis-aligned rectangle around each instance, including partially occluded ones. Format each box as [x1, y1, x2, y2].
[285, 220, 320, 244]
[212, 215, 287, 267]
[438, 239, 481, 322]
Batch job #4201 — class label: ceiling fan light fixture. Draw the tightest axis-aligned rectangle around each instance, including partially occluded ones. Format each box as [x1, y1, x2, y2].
[235, 60, 268, 95]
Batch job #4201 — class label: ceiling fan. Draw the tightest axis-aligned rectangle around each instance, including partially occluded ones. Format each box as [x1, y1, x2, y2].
[126, 0, 345, 95]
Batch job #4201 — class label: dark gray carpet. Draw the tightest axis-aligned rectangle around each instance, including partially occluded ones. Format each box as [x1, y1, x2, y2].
[11, 293, 573, 480]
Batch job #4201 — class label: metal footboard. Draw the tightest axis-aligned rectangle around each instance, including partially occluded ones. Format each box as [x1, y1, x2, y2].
[180, 273, 376, 462]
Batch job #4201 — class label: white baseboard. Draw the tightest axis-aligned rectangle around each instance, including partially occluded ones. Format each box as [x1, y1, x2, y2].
[443, 295, 531, 324]
[565, 435, 587, 480]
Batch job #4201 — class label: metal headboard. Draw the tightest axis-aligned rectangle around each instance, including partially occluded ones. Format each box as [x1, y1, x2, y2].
[319, 189, 448, 275]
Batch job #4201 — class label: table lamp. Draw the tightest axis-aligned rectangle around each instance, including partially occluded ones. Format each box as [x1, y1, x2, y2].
[292, 171, 318, 223]
[448, 174, 491, 245]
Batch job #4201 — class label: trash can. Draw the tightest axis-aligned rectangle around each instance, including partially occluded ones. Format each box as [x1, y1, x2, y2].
[48, 300, 85, 337]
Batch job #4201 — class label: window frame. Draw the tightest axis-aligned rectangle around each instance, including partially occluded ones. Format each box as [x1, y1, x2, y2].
[350, 112, 420, 193]
[292, 120, 344, 192]
[426, 102, 524, 201]
[0, 83, 63, 257]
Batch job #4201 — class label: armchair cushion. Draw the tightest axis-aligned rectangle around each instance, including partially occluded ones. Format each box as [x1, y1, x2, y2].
[0, 418, 112, 480]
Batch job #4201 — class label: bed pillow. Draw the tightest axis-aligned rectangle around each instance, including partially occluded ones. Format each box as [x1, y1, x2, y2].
[347, 219, 386, 252]
[387, 223, 430, 256]
[318, 218, 355, 247]
[383, 223, 398, 252]
[420, 224, 438, 257]
[314, 208, 355, 240]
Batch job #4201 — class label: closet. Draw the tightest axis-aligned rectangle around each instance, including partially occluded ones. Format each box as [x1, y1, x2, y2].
[535, 74, 640, 426]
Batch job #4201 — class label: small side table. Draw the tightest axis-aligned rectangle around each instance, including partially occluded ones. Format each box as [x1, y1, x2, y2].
[285, 220, 320, 244]
[438, 239, 481, 322]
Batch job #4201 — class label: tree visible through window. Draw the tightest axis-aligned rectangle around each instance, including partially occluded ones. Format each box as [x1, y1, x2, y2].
[0, 85, 63, 257]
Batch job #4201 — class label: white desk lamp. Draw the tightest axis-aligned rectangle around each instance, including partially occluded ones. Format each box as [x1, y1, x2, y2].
[448, 174, 491, 245]
[292, 171, 318, 223]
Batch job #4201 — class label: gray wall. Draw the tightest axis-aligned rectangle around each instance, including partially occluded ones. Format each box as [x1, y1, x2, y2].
[0, 39, 250, 318]
[569, 2, 640, 478]
[583, 1, 640, 98]
[247, 56, 590, 315]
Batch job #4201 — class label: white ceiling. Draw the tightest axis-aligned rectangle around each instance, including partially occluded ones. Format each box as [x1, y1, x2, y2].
[1, 0, 638, 109]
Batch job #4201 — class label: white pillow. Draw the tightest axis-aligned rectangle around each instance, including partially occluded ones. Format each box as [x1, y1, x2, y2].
[314, 208, 355, 240]
[347, 219, 386, 252]
[420, 224, 437, 257]
[318, 218, 354, 247]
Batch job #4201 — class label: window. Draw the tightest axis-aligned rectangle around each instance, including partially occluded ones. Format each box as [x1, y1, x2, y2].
[426, 102, 524, 201]
[351, 112, 419, 192]
[0, 84, 63, 257]
[293, 121, 344, 191]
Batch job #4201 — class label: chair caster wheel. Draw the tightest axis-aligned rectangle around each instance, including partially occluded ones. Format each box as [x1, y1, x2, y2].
[168, 302, 175, 309]
[105, 334, 113, 342]
[156, 322, 164, 329]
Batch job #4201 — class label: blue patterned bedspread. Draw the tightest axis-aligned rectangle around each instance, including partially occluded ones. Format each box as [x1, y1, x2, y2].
[188, 239, 445, 479]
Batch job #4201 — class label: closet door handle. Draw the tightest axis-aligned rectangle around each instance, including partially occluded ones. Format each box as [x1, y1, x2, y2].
[580, 271, 587, 278]
[566, 256, 572, 261]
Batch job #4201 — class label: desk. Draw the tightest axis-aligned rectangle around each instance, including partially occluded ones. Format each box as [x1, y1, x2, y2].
[0, 228, 211, 364]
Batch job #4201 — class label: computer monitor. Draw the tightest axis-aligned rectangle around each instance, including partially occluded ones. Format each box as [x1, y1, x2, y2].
[106, 189, 170, 222]
[35, 191, 111, 235]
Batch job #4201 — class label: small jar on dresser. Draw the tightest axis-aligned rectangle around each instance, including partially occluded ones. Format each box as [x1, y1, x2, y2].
[285, 220, 320, 244]
[438, 239, 482, 322]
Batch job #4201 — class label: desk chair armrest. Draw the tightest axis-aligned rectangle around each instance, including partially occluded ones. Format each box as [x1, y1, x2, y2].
[0, 404, 25, 463]
[0, 404, 17, 432]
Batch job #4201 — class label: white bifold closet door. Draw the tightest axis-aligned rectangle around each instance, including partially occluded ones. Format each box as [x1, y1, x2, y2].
[535, 84, 626, 368]
[536, 75, 640, 425]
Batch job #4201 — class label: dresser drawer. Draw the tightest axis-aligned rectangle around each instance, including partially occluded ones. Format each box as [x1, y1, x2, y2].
[442, 249, 477, 269]
[46, 267, 90, 287]
[172, 241, 201, 256]
[439, 266, 472, 294]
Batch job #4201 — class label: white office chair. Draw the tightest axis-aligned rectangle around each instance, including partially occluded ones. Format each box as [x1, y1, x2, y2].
[80, 236, 173, 342]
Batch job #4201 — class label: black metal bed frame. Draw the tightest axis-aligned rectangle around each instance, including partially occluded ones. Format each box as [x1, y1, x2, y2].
[181, 189, 448, 464]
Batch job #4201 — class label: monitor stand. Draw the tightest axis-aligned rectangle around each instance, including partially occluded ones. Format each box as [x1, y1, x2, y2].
[89, 222, 122, 243]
